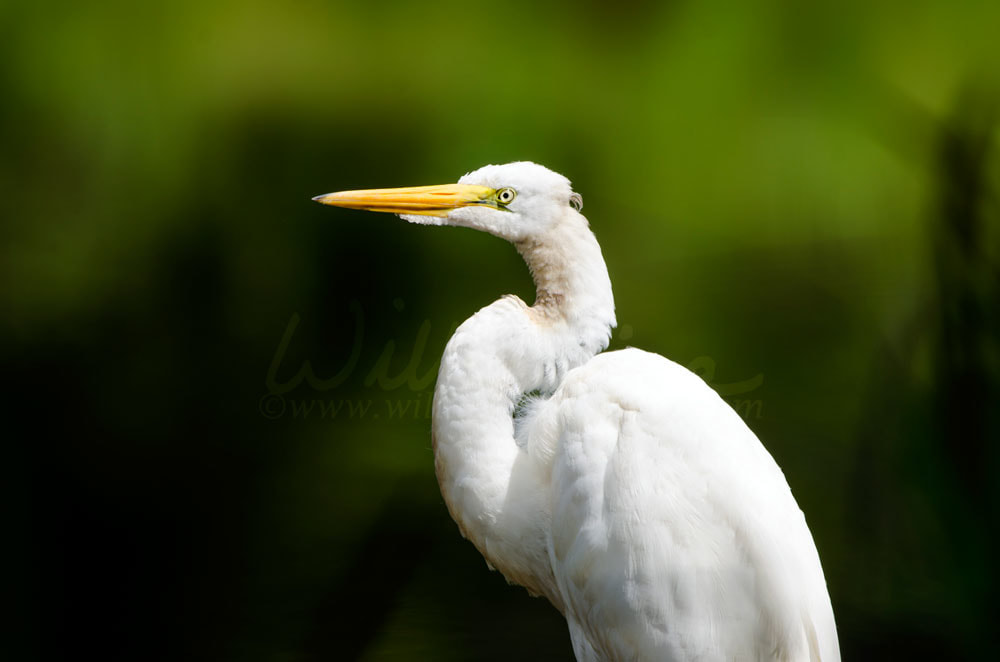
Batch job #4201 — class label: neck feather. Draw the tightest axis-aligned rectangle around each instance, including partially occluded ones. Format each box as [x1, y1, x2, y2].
[431, 209, 615, 606]
[515, 210, 616, 354]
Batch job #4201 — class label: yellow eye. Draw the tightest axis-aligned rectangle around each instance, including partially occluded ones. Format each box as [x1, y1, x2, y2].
[496, 188, 516, 205]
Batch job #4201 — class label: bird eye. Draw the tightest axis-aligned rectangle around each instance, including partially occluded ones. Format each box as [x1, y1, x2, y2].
[496, 188, 517, 205]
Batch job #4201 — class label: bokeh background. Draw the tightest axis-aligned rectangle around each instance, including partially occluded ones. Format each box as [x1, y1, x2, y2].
[5, 1, 999, 659]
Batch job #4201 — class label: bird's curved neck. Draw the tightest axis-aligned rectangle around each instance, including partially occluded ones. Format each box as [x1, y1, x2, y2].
[431, 211, 615, 603]
[515, 213, 616, 357]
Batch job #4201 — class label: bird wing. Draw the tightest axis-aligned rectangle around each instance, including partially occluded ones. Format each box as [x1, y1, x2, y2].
[544, 348, 839, 661]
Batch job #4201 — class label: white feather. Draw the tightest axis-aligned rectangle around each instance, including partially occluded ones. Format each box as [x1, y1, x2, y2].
[369, 162, 837, 661]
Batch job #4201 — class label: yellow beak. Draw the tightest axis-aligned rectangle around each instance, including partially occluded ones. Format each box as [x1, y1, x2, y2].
[312, 183, 494, 216]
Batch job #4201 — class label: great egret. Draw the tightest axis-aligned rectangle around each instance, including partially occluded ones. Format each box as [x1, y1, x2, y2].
[314, 162, 840, 661]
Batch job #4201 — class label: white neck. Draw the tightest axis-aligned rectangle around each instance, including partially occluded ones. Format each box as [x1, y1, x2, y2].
[431, 210, 615, 605]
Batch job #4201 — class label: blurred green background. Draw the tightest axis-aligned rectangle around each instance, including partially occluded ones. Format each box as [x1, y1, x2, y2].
[4, 1, 999, 659]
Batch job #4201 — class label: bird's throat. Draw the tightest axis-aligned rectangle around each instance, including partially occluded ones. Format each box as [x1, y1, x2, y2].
[514, 212, 616, 355]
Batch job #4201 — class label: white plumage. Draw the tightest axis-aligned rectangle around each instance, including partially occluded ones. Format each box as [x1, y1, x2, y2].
[314, 162, 840, 661]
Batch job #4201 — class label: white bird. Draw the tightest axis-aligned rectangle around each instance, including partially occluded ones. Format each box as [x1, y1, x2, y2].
[314, 162, 840, 661]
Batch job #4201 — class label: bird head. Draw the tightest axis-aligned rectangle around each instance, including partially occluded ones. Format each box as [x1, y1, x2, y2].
[312, 161, 581, 242]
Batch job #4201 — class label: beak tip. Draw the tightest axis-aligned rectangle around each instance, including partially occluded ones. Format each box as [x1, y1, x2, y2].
[311, 194, 327, 203]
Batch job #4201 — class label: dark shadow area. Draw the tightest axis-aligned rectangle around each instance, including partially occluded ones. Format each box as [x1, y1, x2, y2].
[845, 84, 999, 659]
